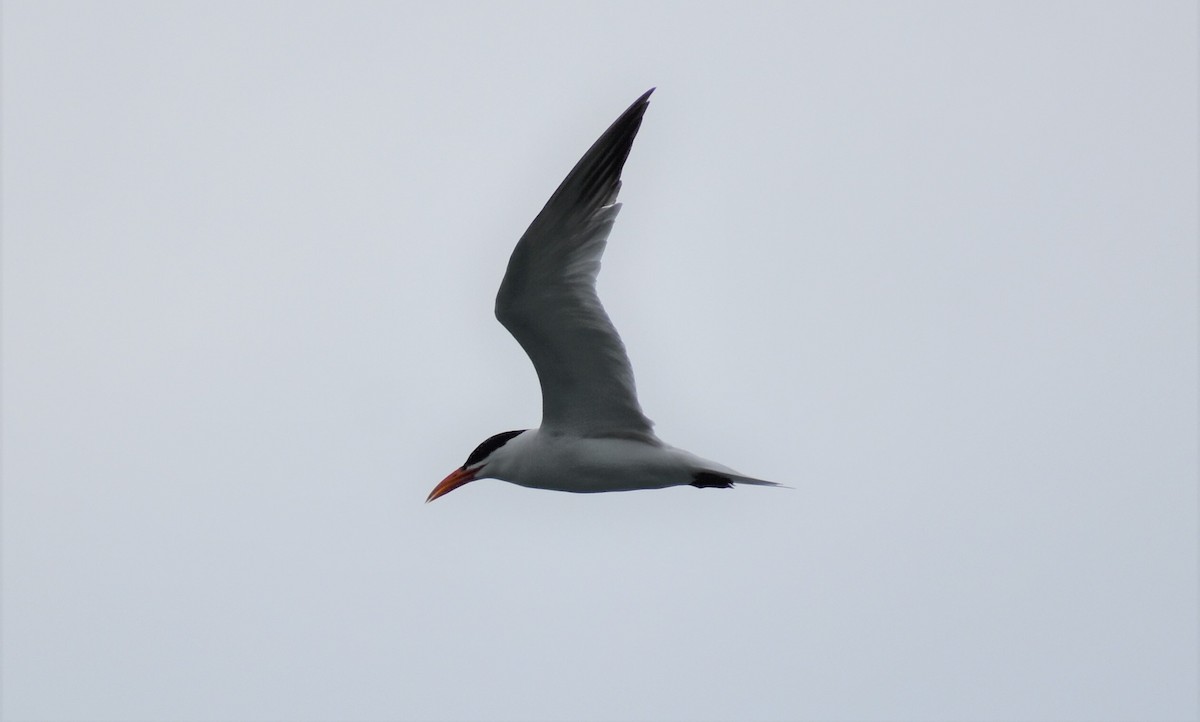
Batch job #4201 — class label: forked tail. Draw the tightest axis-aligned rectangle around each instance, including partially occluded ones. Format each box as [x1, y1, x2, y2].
[691, 470, 788, 489]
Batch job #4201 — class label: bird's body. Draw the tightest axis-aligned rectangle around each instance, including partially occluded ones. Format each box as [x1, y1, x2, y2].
[428, 89, 779, 502]
[473, 429, 770, 494]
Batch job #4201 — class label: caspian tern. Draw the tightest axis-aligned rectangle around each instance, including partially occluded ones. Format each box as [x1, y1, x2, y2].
[428, 89, 780, 502]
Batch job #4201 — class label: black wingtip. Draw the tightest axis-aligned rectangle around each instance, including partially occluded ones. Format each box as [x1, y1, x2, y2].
[609, 88, 655, 131]
[691, 471, 735, 489]
[551, 88, 655, 212]
[610, 88, 653, 129]
[519, 87, 657, 239]
[628, 88, 654, 115]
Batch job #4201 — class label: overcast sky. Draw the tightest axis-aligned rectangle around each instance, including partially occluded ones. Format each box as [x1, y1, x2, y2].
[3, 2, 1197, 721]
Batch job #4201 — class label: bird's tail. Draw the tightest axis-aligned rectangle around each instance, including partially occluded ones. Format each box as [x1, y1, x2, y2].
[729, 474, 789, 489]
[691, 469, 789, 489]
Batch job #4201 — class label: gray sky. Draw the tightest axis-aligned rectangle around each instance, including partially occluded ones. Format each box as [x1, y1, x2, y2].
[3, 2, 1197, 721]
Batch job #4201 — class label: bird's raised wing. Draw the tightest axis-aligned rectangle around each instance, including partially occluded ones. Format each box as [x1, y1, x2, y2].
[495, 89, 657, 442]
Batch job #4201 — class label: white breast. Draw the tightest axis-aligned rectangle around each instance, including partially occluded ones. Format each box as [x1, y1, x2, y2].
[487, 429, 697, 493]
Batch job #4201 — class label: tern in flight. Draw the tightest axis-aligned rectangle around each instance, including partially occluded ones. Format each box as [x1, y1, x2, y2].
[428, 89, 780, 502]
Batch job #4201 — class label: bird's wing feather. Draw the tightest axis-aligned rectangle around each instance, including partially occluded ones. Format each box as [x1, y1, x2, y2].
[495, 89, 657, 442]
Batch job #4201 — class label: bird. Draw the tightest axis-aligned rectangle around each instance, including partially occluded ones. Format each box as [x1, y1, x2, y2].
[427, 88, 781, 502]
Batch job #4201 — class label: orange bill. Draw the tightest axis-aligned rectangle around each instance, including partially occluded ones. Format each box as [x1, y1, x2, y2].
[426, 467, 477, 503]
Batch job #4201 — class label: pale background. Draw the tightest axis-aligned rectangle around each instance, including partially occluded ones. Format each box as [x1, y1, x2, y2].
[2, 2, 1197, 721]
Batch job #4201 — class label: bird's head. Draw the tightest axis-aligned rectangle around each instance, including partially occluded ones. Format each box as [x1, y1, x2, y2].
[427, 429, 526, 502]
